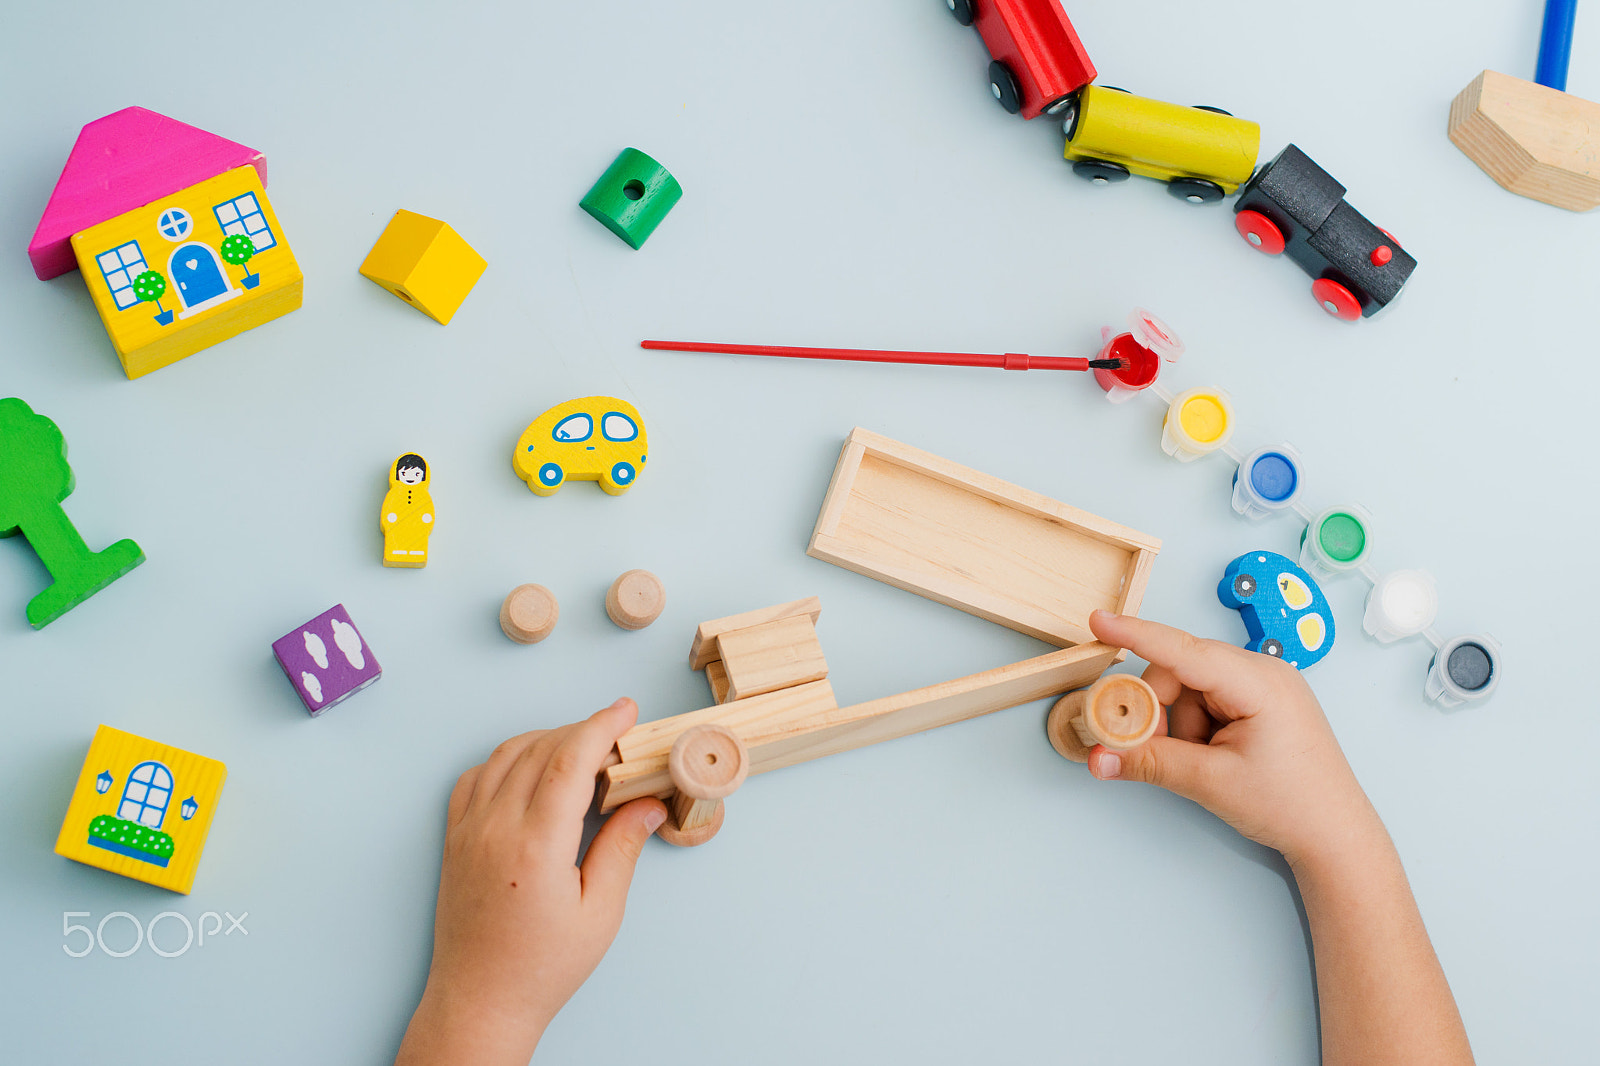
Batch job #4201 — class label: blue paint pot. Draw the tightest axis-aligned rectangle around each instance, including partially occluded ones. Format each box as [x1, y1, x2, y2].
[1231, 444, 1303, 519]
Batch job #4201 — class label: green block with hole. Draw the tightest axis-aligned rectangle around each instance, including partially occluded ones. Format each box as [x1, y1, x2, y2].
[579, 148, 682, 249]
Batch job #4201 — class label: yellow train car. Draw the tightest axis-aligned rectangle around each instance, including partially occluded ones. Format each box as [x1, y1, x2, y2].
[1062, 85, 1260, 202]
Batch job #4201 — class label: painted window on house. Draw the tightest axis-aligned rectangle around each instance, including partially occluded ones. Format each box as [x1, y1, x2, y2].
[95, 241, 149, 310]
[156, 208, 193, 241]
[117, 761, 174, 829]
[214, 192, 277, 253]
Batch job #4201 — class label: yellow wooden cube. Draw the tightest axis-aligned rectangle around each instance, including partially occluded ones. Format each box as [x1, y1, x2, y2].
[359, 210, 486, 324]
[55, 725, 227, 894]
[69, 165, 303, 379]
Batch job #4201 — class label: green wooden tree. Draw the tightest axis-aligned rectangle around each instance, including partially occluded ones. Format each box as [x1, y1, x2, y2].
[219, 233, 258, 285]
[131, 269, 169, 319]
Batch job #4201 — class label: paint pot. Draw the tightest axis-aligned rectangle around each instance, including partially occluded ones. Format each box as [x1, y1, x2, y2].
[1363, 570, 1439, 643]
[1160, 386, 1235, 461]
[1299, 505, 1372, 574]
[1231, 444, 1303, 518]
[1096, 307, 1183, 403]
[1425, 633, 1501, 707]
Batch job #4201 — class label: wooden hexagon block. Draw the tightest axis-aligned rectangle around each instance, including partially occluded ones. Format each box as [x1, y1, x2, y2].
[1448, 69, 1600, 211]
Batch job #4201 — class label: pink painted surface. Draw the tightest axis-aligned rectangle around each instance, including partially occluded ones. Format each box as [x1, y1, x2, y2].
[28, 106, 266, 280]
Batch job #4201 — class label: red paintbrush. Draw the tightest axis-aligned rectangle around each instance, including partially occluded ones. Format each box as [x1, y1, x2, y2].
[638, 339, 1127, 373]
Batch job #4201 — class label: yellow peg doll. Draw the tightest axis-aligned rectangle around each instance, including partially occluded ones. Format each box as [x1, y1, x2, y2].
[381, 453, 434, 568]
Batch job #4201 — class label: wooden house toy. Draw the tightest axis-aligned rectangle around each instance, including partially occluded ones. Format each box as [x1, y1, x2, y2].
[359, 210, 486, 324]
[1449, 0, 1600, 211]
[513, 397, 648, 496]
[1, 397, 144, 628]
[381, 453, 434, 568]
[55, 725, 226, 894]
[272, 604, 382, 715]
[29, 107, 302, 379]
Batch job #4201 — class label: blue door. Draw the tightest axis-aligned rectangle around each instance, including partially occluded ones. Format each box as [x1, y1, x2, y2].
[169, 244, 229, 308]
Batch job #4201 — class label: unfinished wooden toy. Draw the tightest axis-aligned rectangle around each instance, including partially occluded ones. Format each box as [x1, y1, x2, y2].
[1046, 674, 1161, 763]
[55, 724, 227, 894]
[29, 107, 301, 379]
[0, 397, 144, 628]
[381, 453, 434, 568]
[1449, 0, 1600, 211]
[513, 397, 648, 496]
[580, 148, 681, 249]
[500, 584, 559, 644]
[359, 210, 486, 324]
[597, 429, 1161, 823]
[271, 604, 382, 715]
[655, 724, 749, 847]
[606, 569, 665, 630]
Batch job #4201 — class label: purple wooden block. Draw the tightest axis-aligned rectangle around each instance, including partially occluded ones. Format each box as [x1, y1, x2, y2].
[271, 604, 382, 716]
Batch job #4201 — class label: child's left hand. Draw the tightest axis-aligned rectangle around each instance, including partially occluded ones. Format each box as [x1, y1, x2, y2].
[396, 699, 667, 1066]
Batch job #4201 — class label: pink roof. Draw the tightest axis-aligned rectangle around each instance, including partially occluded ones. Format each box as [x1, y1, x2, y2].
[28, 107, 266, 280]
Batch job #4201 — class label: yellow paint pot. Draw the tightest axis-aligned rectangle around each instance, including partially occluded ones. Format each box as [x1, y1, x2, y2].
[1161, 386, 1235, 461]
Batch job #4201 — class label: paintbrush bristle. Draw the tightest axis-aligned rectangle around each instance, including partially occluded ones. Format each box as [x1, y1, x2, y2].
[1086, 357, 1130, 370]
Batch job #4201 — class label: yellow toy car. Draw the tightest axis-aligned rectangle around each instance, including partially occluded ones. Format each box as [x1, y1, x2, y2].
[513, 396, 648, 496]
[1062, 85, 1260, 202]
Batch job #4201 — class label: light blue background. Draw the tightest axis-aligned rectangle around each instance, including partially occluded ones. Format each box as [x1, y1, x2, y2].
[2, 2, 1595, 1063]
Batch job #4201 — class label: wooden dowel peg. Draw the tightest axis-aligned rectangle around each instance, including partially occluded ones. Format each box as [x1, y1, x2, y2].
[1046, 674, 1161, 763]
[606, 569, 665, 630]
[500, 584, 559, 644]
[656, 724, 749, 847]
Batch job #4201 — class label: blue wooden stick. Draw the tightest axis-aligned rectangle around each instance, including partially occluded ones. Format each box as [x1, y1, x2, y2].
[1536, 0, 1579, 91]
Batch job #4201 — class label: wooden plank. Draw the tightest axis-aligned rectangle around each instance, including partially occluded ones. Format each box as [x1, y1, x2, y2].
[600, 642, 1121, 811]
[688, 596, 822, 670]
[716, 615, 829, 701]
[704, 659, 731, 704]
[808, 429, 1160, 647]
[613, 680, 837, 766]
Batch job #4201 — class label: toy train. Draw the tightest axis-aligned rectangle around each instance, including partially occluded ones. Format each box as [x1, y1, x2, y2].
[945, 0, 1417, 322]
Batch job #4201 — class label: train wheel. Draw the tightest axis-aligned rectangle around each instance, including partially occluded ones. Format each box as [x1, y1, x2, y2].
[988, 61, 1021, 114]
[947, 0, 974, 26]
[1043, 95, 1073, 116]
[1168, 178, 1225, 204]
[1235, 210, 1285, 254]
[1071, 160, 1130, 185]
[1311, 278, 1362, 322]
[1192, 105, 1234, 115]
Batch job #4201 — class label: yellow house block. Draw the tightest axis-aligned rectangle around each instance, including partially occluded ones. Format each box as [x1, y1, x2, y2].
[55, 725, 227, 894]
[359, 210, 486, 325]
[70, 166, 302, 380]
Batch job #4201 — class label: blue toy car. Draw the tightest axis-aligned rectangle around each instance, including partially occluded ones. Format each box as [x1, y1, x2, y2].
[1217, 550, 1334, 669]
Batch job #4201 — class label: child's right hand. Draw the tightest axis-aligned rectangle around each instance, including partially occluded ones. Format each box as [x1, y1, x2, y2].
[1085, 610, 1382, 867]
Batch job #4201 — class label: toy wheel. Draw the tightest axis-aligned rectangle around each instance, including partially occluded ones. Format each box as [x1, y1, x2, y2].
[988, 61, 1022, 113]
[1232, 573, 1258, 600]
[610, 461, 636, 488]
[1043, 94, 1073, 116]
[1099, 85, 1130, 93]
[1192, 105, 1233, 116]
[1072, 160, 1131, 185]
[1168, 178, 1226, 204]
[1311, 278, 1362, 322]
[1235, 210, 1285, 254]
[947, 0, 974, 25]
[537, 462, 564, 490]
[1260, 639, 1284, 658]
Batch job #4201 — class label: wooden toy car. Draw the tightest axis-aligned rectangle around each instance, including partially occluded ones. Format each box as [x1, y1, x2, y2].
[1233, 145, 1417, 321]
[513, 396, 649, 496]
[1061, 85, 1260, 203]
[1217, 550, 1334, 669]
[947, 0, 1095, 119]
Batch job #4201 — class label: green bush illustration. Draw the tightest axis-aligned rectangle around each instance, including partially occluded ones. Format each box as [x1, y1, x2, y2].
[219, 233, 258, 283]
[131, 269, 169, 317]
[89, 814, 175, 860]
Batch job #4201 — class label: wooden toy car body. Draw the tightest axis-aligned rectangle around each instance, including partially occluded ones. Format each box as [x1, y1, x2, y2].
[1233, 145, 1417, 320]
[948, 0, 1095, 119]
[1217, 550, 1334, 669]
[1062, 85, 1260, 201]
[513, 396, 649, 496]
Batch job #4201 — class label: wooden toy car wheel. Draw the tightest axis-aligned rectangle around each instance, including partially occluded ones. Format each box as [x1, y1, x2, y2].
[1232, 573, 1257, 599]
[1260, 638, 1285, 658]
[1311, 278, 1362, 322]
[1235, 210, 1286, 254]
[988, 61, 1022, 114]
[1072, 160, 1131, 185]
[1168, 178, 1225, 204]
[946, 0, 974, 25]
[1043, 94, 1073, 116]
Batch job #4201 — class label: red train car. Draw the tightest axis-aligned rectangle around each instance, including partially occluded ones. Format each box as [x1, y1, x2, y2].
[948, 0, 1097, 119]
